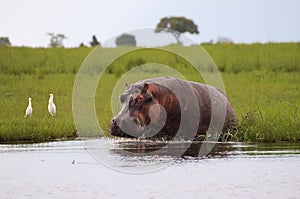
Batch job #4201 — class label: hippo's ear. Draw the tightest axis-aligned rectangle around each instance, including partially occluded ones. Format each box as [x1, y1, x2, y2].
[143, 83, 149, 92]
[143, 83, 157, 97]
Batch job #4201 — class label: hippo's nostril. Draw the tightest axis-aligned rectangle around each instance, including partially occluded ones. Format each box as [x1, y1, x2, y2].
[111, 118, 120, 126]
[110, 118, 116, 126]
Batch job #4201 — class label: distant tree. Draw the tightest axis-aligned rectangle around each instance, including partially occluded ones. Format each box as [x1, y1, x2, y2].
[90, 35, 100, 46]
[0, 37, 11, 46]
[79, 42, 86, 47]
[115, 34, 136, 46]
[47, 33, 66, 47]
[217, 36, 234, 44]
[155, 16, 199, 44]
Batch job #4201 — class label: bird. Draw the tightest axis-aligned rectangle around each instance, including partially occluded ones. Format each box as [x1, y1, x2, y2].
[48, 93, 56, 116]
[24, 97, 33, 117]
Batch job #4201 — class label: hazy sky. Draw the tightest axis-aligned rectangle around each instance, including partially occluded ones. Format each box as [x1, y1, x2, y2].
[1, 0, 299, 47]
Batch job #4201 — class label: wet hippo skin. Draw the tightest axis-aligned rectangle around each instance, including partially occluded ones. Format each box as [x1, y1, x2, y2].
[109, 77, 236, 140]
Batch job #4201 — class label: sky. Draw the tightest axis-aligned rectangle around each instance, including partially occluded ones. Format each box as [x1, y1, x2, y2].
[1, 0, 300, 47]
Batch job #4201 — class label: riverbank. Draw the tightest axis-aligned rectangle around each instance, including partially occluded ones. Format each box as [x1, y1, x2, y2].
[0, 43, 299, 143]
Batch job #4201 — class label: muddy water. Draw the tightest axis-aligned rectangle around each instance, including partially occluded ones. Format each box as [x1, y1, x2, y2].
[1, 139, 300, 199]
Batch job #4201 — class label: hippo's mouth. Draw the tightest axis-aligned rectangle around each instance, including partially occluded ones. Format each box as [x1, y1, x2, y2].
[109, 118, 162, 139]
[109, 117, 175, 140]
[109, 119, 135, 138]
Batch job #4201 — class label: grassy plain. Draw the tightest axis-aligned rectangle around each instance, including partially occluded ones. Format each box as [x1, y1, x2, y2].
[0, 43, 299, 143]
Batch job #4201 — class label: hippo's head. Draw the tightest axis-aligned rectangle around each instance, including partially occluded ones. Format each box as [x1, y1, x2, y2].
[109, 80, 175, 139]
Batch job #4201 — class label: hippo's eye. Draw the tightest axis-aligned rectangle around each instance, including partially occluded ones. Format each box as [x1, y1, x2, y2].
[135, 96, 143, 104]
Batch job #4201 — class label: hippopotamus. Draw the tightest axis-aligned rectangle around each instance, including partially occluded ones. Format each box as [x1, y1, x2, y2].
[109, 77, 236, 140]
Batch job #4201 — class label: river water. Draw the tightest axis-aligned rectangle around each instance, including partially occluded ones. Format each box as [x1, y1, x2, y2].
[1, 138, 299, 199]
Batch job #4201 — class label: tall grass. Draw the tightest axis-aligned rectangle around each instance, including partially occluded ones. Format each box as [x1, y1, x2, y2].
[203, 43, 300, 73]
[222, 71, 300, 142]
[1, 43, 299, 76]
[0, 46, 91, 76]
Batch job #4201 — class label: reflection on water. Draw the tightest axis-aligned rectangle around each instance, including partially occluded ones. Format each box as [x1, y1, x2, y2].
[111, 140, 229, 158]
[110, 139, 300, 158]
[1, 139, 300, 198]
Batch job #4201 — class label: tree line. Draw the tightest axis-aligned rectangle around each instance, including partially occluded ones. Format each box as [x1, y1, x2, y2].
[1, 16, 235, 47]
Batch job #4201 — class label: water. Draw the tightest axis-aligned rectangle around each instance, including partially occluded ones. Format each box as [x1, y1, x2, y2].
[1, 139, 300, 199]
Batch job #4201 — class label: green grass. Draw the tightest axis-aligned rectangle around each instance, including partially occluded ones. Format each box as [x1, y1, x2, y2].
[0, 46, 91, 76]
[203, 42, 300, 73]
[0, 43, 299, 143]
[221, 72, 300, 142]
[0, 74, 76, 142]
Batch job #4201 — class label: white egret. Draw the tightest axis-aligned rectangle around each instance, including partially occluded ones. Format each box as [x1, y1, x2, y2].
[48, 93, 56, 116]
[24, 97, 33, 117]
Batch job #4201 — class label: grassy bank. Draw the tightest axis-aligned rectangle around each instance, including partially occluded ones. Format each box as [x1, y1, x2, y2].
[0, 43, 299, 143]
[221, 72, 299, 142]
[0, 74, 76, 142]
